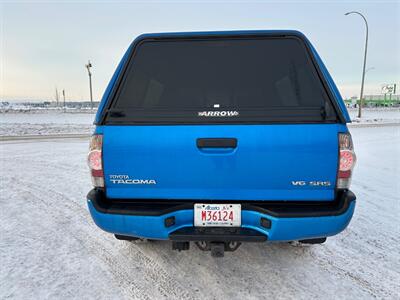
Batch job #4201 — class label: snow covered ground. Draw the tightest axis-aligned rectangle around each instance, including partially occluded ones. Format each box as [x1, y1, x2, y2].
[0, 112, 95, 136]
[347, 107, 400, 125]
[0, 125, 399, 299]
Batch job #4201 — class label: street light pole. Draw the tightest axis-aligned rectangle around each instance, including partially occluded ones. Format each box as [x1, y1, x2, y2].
[62, 89, 66, 112]
[345, 11, 369, 118]
[85, 60, 93, 110]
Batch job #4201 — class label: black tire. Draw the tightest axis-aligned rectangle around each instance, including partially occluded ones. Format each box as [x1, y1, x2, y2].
[114, 234, 140, 241]
[299, 237, 327, 244]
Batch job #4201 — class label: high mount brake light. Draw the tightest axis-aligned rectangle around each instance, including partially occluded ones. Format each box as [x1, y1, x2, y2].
[88, 134, 104, 187]
[337, 133, 356, 189]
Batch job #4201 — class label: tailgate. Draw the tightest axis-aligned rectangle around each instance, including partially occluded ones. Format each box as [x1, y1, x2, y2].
[102, 124, 339, 201]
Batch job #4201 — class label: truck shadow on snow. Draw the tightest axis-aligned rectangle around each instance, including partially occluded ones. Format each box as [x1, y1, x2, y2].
[105, 238, 339, 298]
[110, 238, 342, 298]
[122, 239, 320, 276]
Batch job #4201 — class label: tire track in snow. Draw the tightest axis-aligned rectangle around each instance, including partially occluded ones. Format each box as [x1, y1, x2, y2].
[1, 168, 195, 300]
[307, 246, 381, 298]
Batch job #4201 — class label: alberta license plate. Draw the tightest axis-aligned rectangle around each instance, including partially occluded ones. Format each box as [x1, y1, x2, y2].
[194, 204, 241, 227]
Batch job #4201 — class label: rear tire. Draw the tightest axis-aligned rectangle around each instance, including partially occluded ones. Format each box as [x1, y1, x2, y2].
[299, 237, 327, 244]
[114, 234, 140, 241]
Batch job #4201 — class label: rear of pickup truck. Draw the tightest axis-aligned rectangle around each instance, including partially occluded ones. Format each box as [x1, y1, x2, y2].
[87, 30, 356, 255]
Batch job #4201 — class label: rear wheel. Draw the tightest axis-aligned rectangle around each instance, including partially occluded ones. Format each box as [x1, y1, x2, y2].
[114, 234, 140, 241]
[299, 237, 327, 244]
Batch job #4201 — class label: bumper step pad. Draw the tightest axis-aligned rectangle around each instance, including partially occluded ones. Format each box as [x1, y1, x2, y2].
[169, 227, 267, 242]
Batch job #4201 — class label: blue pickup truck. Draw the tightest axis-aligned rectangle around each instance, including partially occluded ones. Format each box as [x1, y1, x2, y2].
[87, 30, 357, 257]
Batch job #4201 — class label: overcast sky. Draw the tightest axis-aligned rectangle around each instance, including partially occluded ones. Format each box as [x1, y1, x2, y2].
[1, 0, 399, 101]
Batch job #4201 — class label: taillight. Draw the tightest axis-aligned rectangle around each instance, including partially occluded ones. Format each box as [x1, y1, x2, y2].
[88, 134, 104, 187]
[337, 133, 356, 189]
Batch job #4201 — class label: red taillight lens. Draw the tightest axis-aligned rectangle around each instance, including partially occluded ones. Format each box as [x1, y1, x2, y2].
[337, 133, 356, 189]
[88, 135, 104, 187]
[339, 150, 355, 171]
[338, 170, 351, 179]
[88, 150, 102, 170]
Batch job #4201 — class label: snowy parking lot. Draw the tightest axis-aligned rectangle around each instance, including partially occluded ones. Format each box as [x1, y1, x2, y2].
[0, 113, 399, 299]
[0, 111, 94, 137]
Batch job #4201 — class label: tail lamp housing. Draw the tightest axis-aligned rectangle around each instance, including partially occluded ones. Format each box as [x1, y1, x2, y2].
[337, 133, 356, 189]
[88, 134, 104, 187]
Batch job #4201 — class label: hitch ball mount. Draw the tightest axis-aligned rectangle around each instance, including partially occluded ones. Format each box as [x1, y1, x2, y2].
[172, 241, 242, 257]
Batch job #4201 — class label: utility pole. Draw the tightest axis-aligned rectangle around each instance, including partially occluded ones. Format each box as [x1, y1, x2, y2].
[85, 60, 93, 110]
[62, 89, 66, 112]
[55, 87, 59, 107]
[345, 11, 369, 118]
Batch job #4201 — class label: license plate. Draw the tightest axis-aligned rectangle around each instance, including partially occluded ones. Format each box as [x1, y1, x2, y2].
[194, 204, 241, 227]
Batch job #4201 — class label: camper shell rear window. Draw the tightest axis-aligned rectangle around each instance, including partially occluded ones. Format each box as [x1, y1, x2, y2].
[104, 35, 339, 124]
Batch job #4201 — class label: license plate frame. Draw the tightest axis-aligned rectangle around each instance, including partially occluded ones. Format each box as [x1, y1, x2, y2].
[194, 203, 241, 227]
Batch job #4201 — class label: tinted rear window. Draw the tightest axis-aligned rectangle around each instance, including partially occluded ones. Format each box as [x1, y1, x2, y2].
[106, 37, 337, 124]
